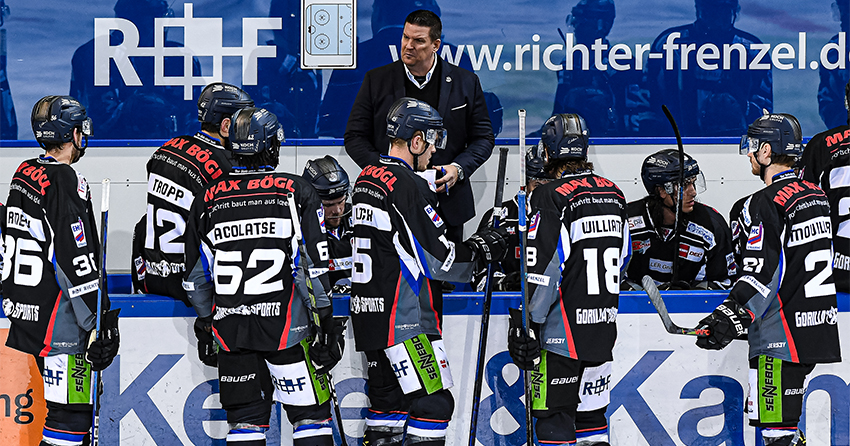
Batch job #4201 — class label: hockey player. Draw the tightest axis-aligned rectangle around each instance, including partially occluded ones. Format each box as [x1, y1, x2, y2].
[302, 155, 354, 290]
[507, 113, 629, 446]
[623, 149, 737, 290]
[183, 107, 344, 446]
[350, 97, 508, 446]
[474, 149, 551, 291]
[2, 95, 119, 446]
[131, 82, 253, 304]
[698, 113, 841, 446]
[800, 80, 850, 293]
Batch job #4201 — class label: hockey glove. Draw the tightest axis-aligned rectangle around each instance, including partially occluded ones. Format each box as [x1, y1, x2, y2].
[657, 281, 691, 291]
[508, 307, 541, 370]
[696, 298, 753, 350]
[465, 225, 510, 264]
[496, 271, 522, 291]
[193, 316, 218, 367]
[86, 308, 121, 371]
[309, 307, 346, 376]
[692, 280, 731, 290]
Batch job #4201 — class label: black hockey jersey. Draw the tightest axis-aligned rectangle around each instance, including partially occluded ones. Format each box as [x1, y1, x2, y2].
[625, 198, 737, 287]
[2, 156, 104, 356]
[800, 124, 850, 293]
[477, 195, 522, 276]
[183, 168, 331, 352]
[133, 132, 232, 303]
[326, 204, 353, 287]
[731, 170, 841, 364]
[350, 156, 479, 352]
[526, 172, 630, 362]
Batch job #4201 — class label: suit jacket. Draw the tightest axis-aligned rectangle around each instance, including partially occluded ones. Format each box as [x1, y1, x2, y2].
[344, 58, 494, 227]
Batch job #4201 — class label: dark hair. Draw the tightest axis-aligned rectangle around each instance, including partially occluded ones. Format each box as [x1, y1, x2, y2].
[201, 122, 219, 134]
[405, 10, 442, 42]
[547, 159, 594, 178]
[772, 154, 798, 168]
[233, 148, 280, 170]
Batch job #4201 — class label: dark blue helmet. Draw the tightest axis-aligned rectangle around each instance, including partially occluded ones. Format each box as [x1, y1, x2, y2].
[739, 113, 803, 158]
[198, 82, 254, 125]
[386, 97, 447, 149]
[303, 155, 350, 201]
[31, 95, 92, 151]
[540, 113, 589, 161]
[228, 107, 284, 155]
[641, 149, 704, 195]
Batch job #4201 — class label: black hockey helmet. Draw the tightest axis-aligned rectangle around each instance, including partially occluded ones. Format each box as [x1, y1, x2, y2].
[31, 95, 92, 153]
[303, 156, 350, 201]
[739, 113, 803, 159]
[540, 113, 589, 161]
[386, 97, 447, 149]
[641, 149, 705, 195]
[198, 82, 254, 125]
[228, 107, 284, 156]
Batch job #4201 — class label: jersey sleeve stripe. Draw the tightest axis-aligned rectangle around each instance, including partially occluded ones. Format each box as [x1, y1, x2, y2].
[557, 289, 578, 358]
[39, 291, 64, 357]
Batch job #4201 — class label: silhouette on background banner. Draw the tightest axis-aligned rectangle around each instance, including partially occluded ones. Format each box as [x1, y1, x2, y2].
[0, 0, 16, 140]
[69, 0, 201, 139]
[819, 0, 850, 129]
[243, 0, 323, 138]
[318, 0, 503, 137]
[646, 0, 773, 137]
[550, 0, 665, 137]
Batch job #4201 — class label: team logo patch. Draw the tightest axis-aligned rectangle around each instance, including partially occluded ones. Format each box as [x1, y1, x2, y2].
[746, 224, 763, 251]
[528, 212, 540, 240]
[424, 205, 443, 228]
[730, 220, 740, 239]
[71, 218, 87, 248]
[632, 238, 651, 254]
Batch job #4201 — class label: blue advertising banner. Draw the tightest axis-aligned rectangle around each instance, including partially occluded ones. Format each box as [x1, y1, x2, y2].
[0, 0, 847, 141]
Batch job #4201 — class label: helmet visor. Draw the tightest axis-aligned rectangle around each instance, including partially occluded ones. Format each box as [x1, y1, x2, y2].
[425, 128, 447, 150]
[739, 135, 759, 155]
[664, 172, 707, 196]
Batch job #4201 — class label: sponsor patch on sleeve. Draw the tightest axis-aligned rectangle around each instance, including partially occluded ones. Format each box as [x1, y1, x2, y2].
[527, 273, 550, 286]
[528, 212, 540, 240]
[739, 275, 770, 297]
[746, 224, 763, 251]
[424, 204, 444, 228]
[627, 215, 646, 230]
[71, 218, 87, 248]
[76, 173, 89, 200]
[317, 207, 326, 233]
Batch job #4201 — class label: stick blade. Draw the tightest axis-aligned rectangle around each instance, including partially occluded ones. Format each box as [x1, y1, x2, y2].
[642, 275, 677, 334]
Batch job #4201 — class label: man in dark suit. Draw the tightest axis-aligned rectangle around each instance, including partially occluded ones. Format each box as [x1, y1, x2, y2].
[344, 9, 494, 243]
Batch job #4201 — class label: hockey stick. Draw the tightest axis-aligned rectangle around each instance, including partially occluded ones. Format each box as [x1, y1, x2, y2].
[641, 275, 709, 336]
[91, 179, 110, 446]
[468, 146, 509, 446]
[661, 105, 688, 287]
[517, 109, 534, 446]
[286, 194, 348, 446]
